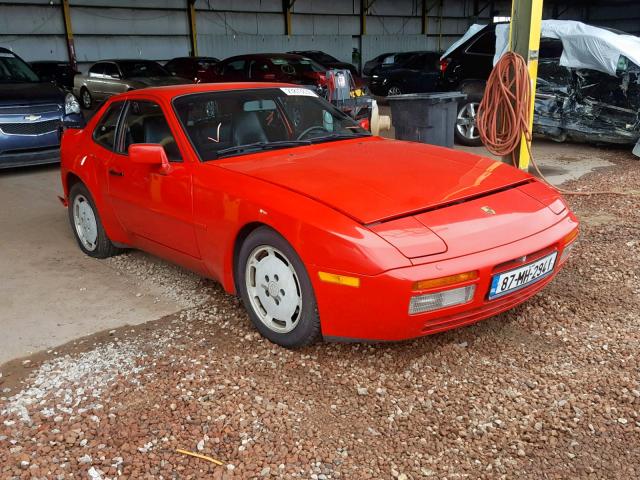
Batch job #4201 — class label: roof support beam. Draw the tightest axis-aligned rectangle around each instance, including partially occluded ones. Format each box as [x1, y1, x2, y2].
[60, 0, 77, 71]
[187, 0, 198, 56]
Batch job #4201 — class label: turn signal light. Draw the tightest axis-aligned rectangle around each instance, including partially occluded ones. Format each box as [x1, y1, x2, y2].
[562, 228, 579, 246]
[413, 271, 478, 291]
[318, 272, 360, 288]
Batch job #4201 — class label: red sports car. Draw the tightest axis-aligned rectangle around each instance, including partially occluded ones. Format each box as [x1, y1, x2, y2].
[60, 83, 578, 348]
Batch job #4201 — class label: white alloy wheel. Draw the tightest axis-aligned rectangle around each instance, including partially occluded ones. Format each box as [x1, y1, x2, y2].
[456, 101, 481, 141]
[244, 245, 303, 334]
[73, 194, 98, 251]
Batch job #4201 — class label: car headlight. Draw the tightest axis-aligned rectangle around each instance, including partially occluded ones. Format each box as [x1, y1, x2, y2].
[64, 93, 81, 115]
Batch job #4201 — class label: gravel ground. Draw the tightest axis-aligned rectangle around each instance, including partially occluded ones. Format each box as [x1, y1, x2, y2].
[1, 150, 639, 479]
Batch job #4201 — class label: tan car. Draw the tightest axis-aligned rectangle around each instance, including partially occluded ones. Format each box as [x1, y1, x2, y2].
[73, 59, 191, 109]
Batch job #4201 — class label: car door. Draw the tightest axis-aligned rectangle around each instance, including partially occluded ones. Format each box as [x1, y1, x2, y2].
[462, 30, 496, 80]
[87, 62, 106, 98]
[101, 62, 127, 98]
[106, 98, 200, 258]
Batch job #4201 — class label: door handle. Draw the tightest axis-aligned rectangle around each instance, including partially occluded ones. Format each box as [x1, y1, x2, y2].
[108, 168, 124, 177]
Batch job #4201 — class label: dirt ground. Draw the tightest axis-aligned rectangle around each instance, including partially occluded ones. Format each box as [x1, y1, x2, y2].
[1, 147, 639, 479]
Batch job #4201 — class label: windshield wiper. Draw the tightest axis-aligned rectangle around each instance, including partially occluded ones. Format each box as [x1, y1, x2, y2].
[308, 132, 371, 144]
[216, 140, 311, 158]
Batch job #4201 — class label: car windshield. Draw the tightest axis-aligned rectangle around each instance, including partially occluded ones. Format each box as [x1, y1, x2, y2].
[0, 53, 40, 83]
[270, 57, 326, 74]
[173, 87, 370, 161]
[118, 60, 169, 78]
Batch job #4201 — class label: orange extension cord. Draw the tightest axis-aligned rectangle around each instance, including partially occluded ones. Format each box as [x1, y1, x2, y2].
[476, 51, 633, 196]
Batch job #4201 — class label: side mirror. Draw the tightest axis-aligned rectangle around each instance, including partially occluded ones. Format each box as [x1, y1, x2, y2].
[129, 144, 172, 175]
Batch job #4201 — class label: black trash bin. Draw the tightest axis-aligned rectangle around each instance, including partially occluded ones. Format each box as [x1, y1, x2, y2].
[388, 92, 466, 148]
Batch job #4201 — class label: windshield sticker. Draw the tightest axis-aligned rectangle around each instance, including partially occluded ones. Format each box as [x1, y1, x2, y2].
[280, 87, 318, 97]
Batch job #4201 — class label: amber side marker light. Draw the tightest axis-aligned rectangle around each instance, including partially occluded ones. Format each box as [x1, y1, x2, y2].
[318, 272, 360, 288]
[562, 228, 579, 245]
[560, 228, 579, 263]
[413, 271, 479, 291]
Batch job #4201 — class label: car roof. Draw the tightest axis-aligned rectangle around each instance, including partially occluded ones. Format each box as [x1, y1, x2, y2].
[225, 53, 308, 61]
[113, 82, 302, 99]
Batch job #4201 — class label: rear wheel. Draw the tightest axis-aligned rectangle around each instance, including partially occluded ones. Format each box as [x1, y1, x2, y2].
[80, 88, 92, 109]
[237, 227, 320, 348]
[68, 183, 120, 258]
[455, 94, 483, 146]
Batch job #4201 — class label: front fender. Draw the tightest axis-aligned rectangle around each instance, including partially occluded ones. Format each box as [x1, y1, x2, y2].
[192, 166, 411, 294]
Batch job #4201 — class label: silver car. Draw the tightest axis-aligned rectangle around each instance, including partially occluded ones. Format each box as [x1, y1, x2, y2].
[73, 60, 191, 109]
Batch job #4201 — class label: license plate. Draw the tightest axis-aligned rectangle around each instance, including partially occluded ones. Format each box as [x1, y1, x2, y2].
[489, 252, 558, 300]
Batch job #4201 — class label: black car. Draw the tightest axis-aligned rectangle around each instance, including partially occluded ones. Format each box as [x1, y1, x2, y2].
[362, 51, 427, 77]
[30, 61, 78, 91]
[287, 50, 358, 76]
[0, 48, 83, 168]
[438, 22, 640, 147]
[164, 56, 219, 83]
[368, 52, 441, 96]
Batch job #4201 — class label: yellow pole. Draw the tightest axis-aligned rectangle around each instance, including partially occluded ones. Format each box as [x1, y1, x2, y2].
[187, 0, 198, 56]
[61, 0, 77, 71]
[508, 0, 544, 170]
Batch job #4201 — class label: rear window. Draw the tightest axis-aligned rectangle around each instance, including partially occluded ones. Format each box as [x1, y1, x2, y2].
[467, 31, 496, 55]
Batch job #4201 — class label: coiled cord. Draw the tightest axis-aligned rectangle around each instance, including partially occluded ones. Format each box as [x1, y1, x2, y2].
[476, 52, 634, 196]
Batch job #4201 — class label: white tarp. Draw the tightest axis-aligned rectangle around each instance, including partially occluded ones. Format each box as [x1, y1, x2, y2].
[441, 23, 487, 60]
[494, 20, 640, 76]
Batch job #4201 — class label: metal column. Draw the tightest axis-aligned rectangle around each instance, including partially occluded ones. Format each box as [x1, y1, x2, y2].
[508, 0, 544, 170]
[61, 0, 77, 71]
[187, 0, 198, 56]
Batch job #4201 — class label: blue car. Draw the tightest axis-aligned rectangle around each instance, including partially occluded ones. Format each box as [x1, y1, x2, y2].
[0, 47, 83, 169]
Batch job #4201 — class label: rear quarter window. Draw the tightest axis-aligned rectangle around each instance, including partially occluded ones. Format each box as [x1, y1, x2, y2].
[93, 102, 124, 151]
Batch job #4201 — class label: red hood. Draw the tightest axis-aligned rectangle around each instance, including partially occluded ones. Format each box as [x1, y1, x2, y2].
[216, 137, 532, 224]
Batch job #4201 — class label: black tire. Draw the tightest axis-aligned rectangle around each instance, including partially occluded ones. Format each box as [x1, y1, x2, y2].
[237, 226, 321, 348]
[454, 93, 483, 146]
[80, 87, 92, 109]
[68, 183, 120, 259]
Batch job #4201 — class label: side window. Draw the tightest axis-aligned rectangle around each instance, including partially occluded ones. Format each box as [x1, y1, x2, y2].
[223, 59, 246, 74]
[539, 39, 563, 60]
[466, 31, 496, 55]
[120, 100, 182, 162]
[248, 60, 270, 78]
[89, 63, 104, 77]
[104, 63, 120, 78]
[93, 102, 125, 151]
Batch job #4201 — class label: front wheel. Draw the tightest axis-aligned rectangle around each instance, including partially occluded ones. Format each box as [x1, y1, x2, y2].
[80, 88, 92, 109]
[68, 183, 120, 258]
[455, 94, 483, 146]
[237, 227, 320, 348]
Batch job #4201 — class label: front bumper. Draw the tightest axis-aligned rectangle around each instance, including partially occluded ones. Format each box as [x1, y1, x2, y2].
[0, 147, 60, 169]
[315, 214, 577, 342]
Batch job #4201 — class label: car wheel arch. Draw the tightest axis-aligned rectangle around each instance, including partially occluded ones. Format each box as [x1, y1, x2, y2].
[231, 221, 272, 293]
